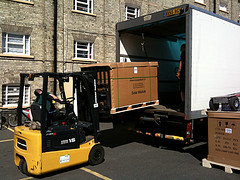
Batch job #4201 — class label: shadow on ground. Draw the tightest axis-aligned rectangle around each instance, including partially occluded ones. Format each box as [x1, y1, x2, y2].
[99, 120, 208, 162]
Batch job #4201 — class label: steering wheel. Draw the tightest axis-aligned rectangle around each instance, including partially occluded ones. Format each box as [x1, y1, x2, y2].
[60, 97, 75, 104]
[66, 97, 75, 103]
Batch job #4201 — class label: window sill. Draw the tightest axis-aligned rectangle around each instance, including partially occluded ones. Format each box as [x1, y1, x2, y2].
[0, 105, 30, 109]
[0, 106, 18, 109]
[194, 2, 207, 6]
[12, 0, 34, 5]
[72, 58, 97, 63]
[219, 9, 229, 14]
[72, 10, 96, 17]
[0, 54, 34, 59]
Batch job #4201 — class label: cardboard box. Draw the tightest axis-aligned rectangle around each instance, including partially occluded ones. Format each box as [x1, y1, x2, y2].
[207, 111, 240, 168]
[81, 62, 159, 114]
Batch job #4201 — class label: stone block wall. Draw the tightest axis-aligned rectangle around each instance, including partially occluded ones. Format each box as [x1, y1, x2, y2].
[0, 0, 239, 106]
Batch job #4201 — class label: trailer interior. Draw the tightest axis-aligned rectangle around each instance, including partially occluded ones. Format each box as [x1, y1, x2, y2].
[118, 14, 186, 110]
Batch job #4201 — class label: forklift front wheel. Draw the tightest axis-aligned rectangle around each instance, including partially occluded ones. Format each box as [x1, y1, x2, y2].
[19, 159, 30, 176]
[229, 97, 239, 111]
[89, 145, 105, 166]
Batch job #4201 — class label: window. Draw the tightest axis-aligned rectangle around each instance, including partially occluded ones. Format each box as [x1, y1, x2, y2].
[219, 3, 228, 12]
[125, 6, 140, 20]
[195, 0, 205, 4]
[74, 0, 93, 14]
[2, 85, 30, 107]
[74, 41, 93, 60]
[2, 33, 30, 55]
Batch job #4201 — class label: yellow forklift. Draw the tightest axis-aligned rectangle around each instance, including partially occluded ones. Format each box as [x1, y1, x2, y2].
[14, 72, 104, 176]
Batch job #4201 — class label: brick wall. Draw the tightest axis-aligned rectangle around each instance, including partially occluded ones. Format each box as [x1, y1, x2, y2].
[0, 0, 239, 105]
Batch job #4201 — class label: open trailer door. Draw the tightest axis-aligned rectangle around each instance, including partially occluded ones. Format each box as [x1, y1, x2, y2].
[116, 4, 188, 115]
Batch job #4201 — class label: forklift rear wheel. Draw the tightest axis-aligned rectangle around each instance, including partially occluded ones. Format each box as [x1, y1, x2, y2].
[209, 99, 219, 111]
[89, 145, 105, 165]
[19, 159, 30, 176]
[229, 97, 239, 111]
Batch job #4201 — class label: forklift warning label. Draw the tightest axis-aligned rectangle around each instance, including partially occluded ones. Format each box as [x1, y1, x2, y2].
[60, 154, 70, 164]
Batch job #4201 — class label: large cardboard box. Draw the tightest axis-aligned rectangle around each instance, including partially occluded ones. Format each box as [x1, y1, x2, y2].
[81, 62, 159, 114]
[207, 111, 240, 168]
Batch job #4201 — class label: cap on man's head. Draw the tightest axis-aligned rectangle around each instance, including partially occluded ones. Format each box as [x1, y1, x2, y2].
[34, 89, 42, 96]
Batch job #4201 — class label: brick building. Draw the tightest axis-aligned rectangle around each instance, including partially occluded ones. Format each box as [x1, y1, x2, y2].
[0, 0, 240, 108]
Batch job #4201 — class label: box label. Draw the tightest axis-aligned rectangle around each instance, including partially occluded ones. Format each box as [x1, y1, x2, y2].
[225, 128, 232, 134]
[134, 67, 138, 74]
[210, 120, 239, 157]
[133, 83, 144, 89]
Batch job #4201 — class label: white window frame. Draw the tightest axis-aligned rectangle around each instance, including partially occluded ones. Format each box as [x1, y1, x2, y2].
[194, 0, 205, 4]
[125, 6, 140, 20]
[74, 41, 93, 60]
[2, 33, 30, 55]
[74, 0, 93, 14]
[219, 3, 228, 12]
[2, 85, 30, 107]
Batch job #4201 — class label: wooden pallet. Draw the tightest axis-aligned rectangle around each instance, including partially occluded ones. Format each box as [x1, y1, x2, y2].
[202, 158, 240, 173]
[110, 100, 159, 114]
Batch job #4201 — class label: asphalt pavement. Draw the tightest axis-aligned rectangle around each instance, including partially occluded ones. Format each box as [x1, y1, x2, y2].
[0, 122, 240, 180]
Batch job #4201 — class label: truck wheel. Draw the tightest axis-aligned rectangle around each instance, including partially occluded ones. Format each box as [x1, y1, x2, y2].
[209, 99, 219, 111]
[19, 159, 30, 176]
[89, 145, 105, 166]
[229, 97, 239, 111]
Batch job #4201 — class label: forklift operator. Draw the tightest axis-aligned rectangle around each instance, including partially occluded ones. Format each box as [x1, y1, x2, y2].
[34, 89, 62, 113]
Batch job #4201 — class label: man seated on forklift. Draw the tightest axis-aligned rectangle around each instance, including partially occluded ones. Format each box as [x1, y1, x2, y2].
[34, 89, 62, 112]
[33, 89, 64, 126]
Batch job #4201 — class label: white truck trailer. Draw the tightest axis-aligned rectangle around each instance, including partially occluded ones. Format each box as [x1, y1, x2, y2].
[116, 4, 240, 142]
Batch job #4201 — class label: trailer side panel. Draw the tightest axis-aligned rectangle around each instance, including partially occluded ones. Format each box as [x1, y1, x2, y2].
[191, 9, 240, 112]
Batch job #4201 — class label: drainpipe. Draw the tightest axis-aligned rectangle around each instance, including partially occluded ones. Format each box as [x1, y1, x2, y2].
[53, 0, 57, 94]
[213, 0, 216, 13]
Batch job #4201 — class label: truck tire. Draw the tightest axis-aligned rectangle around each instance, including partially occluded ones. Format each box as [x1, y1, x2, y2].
[19, 159, 30, 176]
[229, 97, 239, 111]
[88, 145, 105, 166]
[209, 99, 219, 111]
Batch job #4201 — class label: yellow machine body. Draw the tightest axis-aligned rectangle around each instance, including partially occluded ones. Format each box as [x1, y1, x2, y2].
[14, 126, 97, 175]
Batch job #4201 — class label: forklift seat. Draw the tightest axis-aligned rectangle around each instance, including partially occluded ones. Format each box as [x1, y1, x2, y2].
[31, 103, 42, 122]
